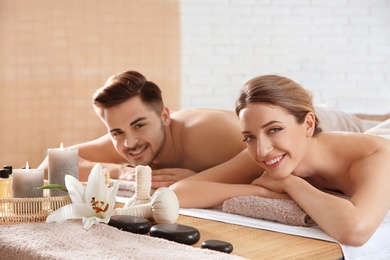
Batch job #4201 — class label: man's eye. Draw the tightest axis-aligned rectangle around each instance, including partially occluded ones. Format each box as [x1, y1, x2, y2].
[243, 136, 255, 143]
[134, 124, 145, 129]
[112, 131, 122, 137]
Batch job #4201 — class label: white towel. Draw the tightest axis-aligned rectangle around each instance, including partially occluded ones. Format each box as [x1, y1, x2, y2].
[364, 118, 390, 139]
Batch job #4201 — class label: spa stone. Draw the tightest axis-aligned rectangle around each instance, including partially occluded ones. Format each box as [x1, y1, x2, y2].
[150, 224, 200, 245]
[108, 215, 151, 234]
[201, 240, 233, 253]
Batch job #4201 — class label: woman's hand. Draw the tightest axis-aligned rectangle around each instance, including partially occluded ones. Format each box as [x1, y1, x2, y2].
[251, 171, 292, 194]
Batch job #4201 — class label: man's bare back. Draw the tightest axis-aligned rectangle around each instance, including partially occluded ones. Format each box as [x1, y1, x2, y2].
[163, 109, 245, 172]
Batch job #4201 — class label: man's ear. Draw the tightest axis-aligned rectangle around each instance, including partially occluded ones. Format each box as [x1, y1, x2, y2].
[305, 112, 316, 137]
[161, 107, 171, 126]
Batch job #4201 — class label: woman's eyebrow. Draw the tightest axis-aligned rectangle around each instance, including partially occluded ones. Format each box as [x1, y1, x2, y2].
[261, 120, 282, 129]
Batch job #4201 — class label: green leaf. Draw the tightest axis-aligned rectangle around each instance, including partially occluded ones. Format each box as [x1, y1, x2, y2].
[37, 184, 68, 192]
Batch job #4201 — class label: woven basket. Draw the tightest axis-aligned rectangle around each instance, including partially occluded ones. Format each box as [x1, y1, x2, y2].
[0, 196, 72, 224]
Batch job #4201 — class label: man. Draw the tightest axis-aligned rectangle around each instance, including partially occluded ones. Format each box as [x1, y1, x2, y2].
[38, 70, 389, 188]
[39, 70, 252, 187]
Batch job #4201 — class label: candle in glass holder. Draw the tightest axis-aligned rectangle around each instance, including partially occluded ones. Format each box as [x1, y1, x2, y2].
[48, 143, 79, 196]
[12, 162, 44, 198]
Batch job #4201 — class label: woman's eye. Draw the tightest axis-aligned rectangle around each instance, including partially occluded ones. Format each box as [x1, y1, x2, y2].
[269, 127, 282, 134]
[243, 136, 255, 143]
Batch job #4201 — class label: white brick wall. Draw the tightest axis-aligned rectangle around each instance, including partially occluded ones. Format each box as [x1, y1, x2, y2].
[180, 0, 390, 114]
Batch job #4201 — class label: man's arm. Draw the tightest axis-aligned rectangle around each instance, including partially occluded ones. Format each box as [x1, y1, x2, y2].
[38, 133, 131, 181]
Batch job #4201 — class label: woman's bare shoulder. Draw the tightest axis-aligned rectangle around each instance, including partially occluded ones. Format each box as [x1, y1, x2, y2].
[324, 131, 390, 151]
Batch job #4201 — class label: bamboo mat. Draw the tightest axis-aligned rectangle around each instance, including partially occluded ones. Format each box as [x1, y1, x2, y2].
[178, 215, 343, 260]
[115, 202, 342, 259]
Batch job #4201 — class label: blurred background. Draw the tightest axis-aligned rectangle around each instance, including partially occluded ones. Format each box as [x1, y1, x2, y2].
[1, 0, 389, 169]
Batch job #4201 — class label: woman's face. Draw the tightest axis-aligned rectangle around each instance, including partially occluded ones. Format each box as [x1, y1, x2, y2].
[239, 103, 314, 179]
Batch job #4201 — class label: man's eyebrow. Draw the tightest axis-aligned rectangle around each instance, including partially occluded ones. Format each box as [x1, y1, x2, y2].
[130, 117, 147, 126]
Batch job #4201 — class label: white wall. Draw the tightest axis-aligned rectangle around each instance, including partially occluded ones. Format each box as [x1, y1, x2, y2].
[180, 0, 390, 114]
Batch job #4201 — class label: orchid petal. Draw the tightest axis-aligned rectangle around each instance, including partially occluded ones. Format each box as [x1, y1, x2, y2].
[85, 164, 107, 202]
[65, 174, 85, 203]
[82, 216, 99, 230]
[46, 204, 82, 223]
[82, 214, 111, 230]
[107, 180, 121, 206]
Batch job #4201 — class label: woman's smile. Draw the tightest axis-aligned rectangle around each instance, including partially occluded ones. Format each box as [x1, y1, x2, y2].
[263, 154, 285, 168]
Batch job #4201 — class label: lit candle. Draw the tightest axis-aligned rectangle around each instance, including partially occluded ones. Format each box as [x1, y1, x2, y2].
[48, 143, 79, 196]
[12, 162, 44, 198]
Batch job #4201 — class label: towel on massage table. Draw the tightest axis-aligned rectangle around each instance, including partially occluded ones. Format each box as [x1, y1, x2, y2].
[222, 196, 316, 227]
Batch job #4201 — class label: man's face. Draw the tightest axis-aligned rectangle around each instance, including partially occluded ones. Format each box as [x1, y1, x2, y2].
[102, 96, 169, 166]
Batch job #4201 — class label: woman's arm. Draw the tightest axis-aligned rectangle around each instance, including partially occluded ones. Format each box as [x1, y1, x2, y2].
[173, 180, 288, 208]
[171, 149, 289, 208]
[255, 150, 390, 246]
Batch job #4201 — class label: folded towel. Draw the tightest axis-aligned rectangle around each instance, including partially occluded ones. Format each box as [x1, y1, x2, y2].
[0, 220, 244, 260]
[110, 179, 156, 198]
[222, 196, 316, 227]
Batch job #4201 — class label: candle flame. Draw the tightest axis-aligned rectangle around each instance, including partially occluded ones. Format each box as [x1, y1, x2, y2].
[60, 142, 64, 151]
[26, 161, 29, 172]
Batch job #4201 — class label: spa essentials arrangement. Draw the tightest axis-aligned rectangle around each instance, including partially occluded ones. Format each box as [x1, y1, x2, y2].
[1, 161, 234, 255]
[0, 143, 78, 223]
[115, 165, 180, 224]
[107, 165, 233, 253]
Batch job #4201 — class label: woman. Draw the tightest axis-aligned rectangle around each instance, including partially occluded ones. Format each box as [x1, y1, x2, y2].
[171, 75, 390, 246]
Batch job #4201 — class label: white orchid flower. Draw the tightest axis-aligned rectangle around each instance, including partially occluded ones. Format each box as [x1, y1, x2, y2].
[46, 163, 120, 230]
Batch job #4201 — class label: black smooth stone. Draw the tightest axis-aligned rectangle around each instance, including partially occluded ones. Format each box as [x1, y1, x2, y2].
[201, 240, 233, 253]
[150, 224, 200, 245]
[108, 215, 151, 234]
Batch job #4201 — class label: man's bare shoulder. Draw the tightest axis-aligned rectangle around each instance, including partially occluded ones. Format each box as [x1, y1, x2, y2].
[168, 108, 245, 171]
[170, 108, 238, 125]
[170, 108, 243, 147]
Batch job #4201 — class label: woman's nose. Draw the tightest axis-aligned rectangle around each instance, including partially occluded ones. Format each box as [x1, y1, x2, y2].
[257, 137, 273, 158]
